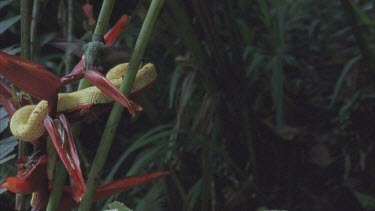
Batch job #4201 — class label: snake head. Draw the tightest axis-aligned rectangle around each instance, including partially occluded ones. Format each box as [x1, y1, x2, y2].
[83, 40, 105, 70]
[67, 15, 140, 117]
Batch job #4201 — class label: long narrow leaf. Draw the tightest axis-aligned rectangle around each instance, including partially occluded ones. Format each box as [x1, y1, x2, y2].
[126, 146, 165, 176]
[0, 15, 21, 34]
[0, 0, 13, 10]
[169, 67, 183, 108]
[0, 136, 18, 160]
[184, 179, 203, 211]
[246, 54, 264, 77]
[105, 126, 173, 183]
[0, 154, 16, 165]
[271, 56, 284, 128]
[348, 0, 375, 28]
[106, 201, 133, 211]
[329, 56, 360, 107]
[0, 108, 9, 133]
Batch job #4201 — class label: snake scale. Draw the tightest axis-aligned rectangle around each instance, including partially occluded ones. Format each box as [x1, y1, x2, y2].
[10, 63, 156, 142]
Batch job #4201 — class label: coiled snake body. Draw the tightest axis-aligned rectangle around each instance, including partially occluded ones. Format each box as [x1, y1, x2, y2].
[10, 63, 156, 142]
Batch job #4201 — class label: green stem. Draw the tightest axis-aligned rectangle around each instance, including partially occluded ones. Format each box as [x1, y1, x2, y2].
[50, 0, 115, 209]
[93, 0, 115, 39]
[46, 161, 67, 211]
[65, 0, 74, 92]
[78, 0, 165, 210]
[16, 0, 31, 210]
[78, 0, 116, 90]
[45, 0, 74, 210]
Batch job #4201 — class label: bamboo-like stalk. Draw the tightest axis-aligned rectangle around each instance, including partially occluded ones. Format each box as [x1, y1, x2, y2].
[65, 0, 74, 92]
[46, 160, 67, 211]
[78, 0, 165, 210]
[48, 1, 117, 209]
[93, 0, 115, 39]
[16, 0, 32, 209]
[78, 0, 117, 90]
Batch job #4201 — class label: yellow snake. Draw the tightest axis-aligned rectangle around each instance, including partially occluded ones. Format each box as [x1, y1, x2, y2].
[10, 63, 156, 142]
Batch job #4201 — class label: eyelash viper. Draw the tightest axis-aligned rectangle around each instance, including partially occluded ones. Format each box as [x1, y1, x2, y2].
[9, 63, 156, 142]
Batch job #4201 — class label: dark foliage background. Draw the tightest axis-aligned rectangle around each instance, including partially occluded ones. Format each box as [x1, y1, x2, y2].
[1, 0, 375, 210]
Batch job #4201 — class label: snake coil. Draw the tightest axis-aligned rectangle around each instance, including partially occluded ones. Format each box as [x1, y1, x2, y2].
[10, 63, 156, 141]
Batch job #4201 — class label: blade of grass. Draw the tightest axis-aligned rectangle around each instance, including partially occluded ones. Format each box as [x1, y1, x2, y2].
[0, 0, 13, 10]
[348, 0, 375, 29]
[340, 0, 374, 74]
[329, 56, 360, 108]
[104, 125, 173, 183]
[0, 16, 21, 34]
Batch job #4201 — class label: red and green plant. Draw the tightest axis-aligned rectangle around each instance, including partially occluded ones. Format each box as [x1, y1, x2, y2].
[0, 0, 166, 210]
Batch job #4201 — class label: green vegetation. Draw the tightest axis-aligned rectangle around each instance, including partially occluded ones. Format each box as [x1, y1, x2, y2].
[0, 0, 374, 210]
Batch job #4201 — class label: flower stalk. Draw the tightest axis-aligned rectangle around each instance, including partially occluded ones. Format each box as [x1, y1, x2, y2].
[78, 0, 165, 210]
[47, 1, 117, 210]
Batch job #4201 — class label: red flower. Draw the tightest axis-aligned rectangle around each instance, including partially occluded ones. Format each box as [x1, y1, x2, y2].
[1, 154, 168, 210]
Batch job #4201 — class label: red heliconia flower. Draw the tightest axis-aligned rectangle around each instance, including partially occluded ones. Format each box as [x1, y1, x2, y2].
[1, 154, 49, 210]
[58, 172, 169, 210]
[0, 153, 168, 211]
[0, 15, 134, 203]
[0, 80, 17, 116]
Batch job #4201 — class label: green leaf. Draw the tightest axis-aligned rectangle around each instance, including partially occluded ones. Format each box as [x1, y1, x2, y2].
[184, 179, 203, 211]
[348, 0, 375, 28]
[257, 0, 270, 28]
[308, 19, 320, 38]
[135, 183, 165, 211]
[0, 136, 18, 165]
[0, 153, 16, 165]
[106, 201, 133, 211]
[246, 53, 264, 77]
[235, 18, 253, 45]
[0, 0, 13, 10]
[329, 56, 360, 107]
[168, 67, 182, 108]
[0, 107, 10, 134]
[104, 125, 173, 183]
[126, 145, 165, 176]
[0, 136, 18, 161]
[270, 56, 284, 128]
[2, 45, 21, 54]
[0, 15, 21, 34]
[353, 190, 375, 209]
